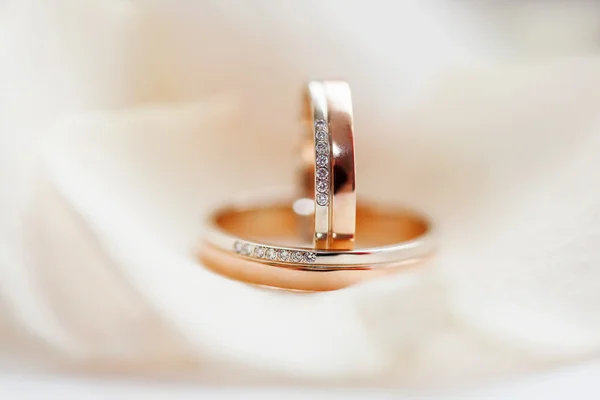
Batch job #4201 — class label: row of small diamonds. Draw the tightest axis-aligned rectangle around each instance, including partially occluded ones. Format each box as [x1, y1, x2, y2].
[234, 241, 317, 264]
[314, 119, 330, 206]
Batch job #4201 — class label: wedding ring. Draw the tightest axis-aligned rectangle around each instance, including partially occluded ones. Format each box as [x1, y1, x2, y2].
[300, 81, 356, 250]
[199, 191, 437, 291]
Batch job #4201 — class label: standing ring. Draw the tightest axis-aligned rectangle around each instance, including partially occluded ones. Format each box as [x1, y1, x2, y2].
[300, 81, 356, 250]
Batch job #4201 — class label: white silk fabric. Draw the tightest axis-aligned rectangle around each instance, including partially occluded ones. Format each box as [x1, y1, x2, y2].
[1, 0, 600, 388]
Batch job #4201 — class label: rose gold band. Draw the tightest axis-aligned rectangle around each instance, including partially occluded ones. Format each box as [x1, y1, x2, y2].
[200, 246, 427, 291]
[198, 191, 437, 291]
[301, 81, 356, 250]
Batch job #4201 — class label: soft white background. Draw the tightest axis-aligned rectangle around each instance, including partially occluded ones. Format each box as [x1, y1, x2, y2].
[2, 0, 600, 398]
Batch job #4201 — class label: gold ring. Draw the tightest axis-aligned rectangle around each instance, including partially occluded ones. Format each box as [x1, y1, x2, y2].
[199, 191, 437, 291]
[300, 81, 356, 250]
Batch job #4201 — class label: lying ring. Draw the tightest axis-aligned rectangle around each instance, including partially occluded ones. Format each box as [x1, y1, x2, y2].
[199, 191, 437, 291]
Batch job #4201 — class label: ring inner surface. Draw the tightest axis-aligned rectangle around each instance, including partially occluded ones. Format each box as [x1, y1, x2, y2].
[215, 203, 427, 248]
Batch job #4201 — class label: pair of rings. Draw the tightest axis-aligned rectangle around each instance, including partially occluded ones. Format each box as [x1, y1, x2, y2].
[199, 81, 437, 291]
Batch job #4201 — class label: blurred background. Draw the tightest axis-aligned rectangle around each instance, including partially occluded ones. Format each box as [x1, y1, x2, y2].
[2, 0, 600, 398]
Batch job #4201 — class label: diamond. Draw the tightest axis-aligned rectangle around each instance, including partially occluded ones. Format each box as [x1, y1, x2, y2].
[316, 130, 328, 141]
[304, 252, 317, 263]
[316, 155, 328, 167]
[291, 251, 304, 263]
[234, 241, 243, 253]
[316, 167, 328, 180]
[266, 248, 277, 260]
[316, 193, 329, 206]
[278, 249, 290, 261]
[316, 180, 328, 193]
[315, 141, 329, 154]
[242, 243, 253, 255]
[254, 246, 265, 258]
[315, 119, 327, 129]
